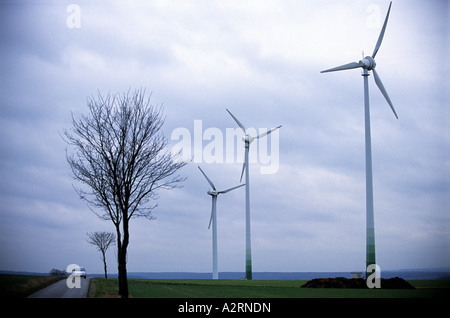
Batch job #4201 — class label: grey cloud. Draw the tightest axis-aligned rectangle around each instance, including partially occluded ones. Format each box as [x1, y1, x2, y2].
[0, 0, 448, 274]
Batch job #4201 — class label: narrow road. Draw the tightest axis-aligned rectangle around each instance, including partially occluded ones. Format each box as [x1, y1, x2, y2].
[28, 277, 91, 298]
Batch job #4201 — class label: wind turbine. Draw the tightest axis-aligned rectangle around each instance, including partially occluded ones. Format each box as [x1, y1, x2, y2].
[198, 166, 244, 280]
[321, 1, 397, 278]
[226, 109, 281, 280]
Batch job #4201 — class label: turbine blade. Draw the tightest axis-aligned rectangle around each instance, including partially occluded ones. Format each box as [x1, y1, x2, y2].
[198, 166, 216, 190]
[372, 1, 392, 58]
[372, 68, 398, 119]
[320, 61, 363, 73]
[256, 125, 282, 139]
[226, 109, 246, 133]
[239, 162, 245, 183]
[218, 184, 245, 194]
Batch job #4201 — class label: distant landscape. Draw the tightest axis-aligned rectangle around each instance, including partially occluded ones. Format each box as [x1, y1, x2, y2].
[2, 268, 450, 281]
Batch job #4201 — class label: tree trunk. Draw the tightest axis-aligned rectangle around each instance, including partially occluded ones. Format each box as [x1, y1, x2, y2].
[117, 218, 130, 298]
[118, 249, 128, 298]
[102, 250, 108, 279]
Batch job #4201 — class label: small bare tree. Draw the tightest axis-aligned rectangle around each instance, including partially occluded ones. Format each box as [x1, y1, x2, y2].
[87, 231, 116, 279]
[64, 88, 186, 297]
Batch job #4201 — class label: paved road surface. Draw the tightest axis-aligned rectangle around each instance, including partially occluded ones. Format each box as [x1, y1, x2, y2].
[28, 277, 91, 298]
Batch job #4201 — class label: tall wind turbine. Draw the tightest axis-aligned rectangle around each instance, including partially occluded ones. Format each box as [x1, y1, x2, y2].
[198, 166, 244, 280]
[321, 1, 397, 278]
[226, 109, 281, 280]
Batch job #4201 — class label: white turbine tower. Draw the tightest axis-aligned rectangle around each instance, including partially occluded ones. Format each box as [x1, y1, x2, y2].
[321, 1, 397, 278]
[198, 166, 244, 280]
[226, 109, 281, 280]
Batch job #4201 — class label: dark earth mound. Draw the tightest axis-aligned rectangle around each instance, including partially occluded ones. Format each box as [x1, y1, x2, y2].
[301, 277, 415, 289]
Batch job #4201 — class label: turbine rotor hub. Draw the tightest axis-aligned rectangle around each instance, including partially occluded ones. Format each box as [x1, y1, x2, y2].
[208, 190, 218, 196]
[360, 56, 376, 70]
[242, 135, 253, 146]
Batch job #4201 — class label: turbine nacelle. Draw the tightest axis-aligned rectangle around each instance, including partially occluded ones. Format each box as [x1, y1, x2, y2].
[242, 135, 253, 144]
[360, 56, 376, 70]
[207, 190, 218, 196]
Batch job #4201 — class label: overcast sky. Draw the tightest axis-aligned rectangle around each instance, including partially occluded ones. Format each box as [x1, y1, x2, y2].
[1, 0, 448, 275]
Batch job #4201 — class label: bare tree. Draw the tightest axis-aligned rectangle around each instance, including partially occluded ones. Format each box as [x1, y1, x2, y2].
[64, 88, 186, 297]
[87, 231, 116, 279]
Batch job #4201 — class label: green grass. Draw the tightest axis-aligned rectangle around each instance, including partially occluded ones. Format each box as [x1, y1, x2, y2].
[88, 278, 450, 298]
[3, 273, 447, 298]
[2, 274, 448, 298]
[0, 274, 66, 298]
[88, 277, 121, 298]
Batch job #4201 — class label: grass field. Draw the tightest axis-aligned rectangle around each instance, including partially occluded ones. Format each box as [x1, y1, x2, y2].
[0, 274, 65, 298]
[2, 274, 448, 298]
[88, 278, 450, 298]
